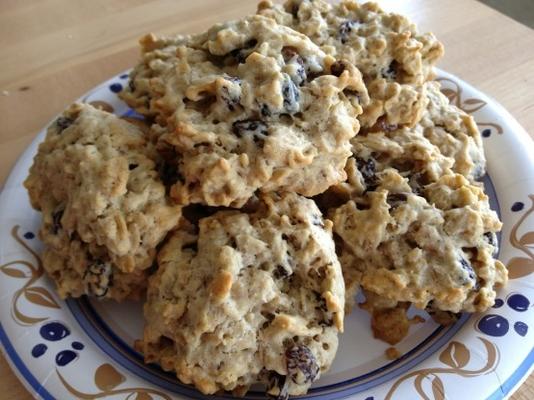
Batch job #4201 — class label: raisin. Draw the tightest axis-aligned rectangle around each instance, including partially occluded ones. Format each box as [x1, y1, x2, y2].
[382, 60, 399, 80]
[369, 116, 398, 133]
[294, 63, 307, 85]
[356, 157, 379, 191]
[228, 39, 258, 63]
[330, 60, 347, 77]
[158, 160, 183, 187]
[147, 263, 159, 276]
[284, 67, 305, 86]
[232, 119, 269, 146]
[220, 85, 240, 111]
[245, 39, 258, 48]
[232, 119, 267, 136]
[318, 318, 333, 327]
[274, 265, 290, 279]
[282, 75, 300, 114]
[282, 47, 306, 85]
[355, 201, 371, 210]
[229, 49, 246, 64]
[339, 20, 357, 44]
[305, 70, 323, 82]
[261, 313, 276, 329]
[343, 89, 362, 109]
[311, 214, 325, 228]
[484, 232, 495, 246]
[290, 2, 300, 18]
[224, 75, 241, 84]
[267, 371, 289, 400]
[83, 261, 113, 298]
[51, 209, 64, 234]
[260, 103, 272, 117]
[344, 89, 361, 99]
[314, 291, 328, 312]
[459, 257, 477, 286]
[285, 344, 319, 384]
[274, 250, 294, 279]
[55, 117, 74, 132]
[262, 312, 276, 323]
[484, 232, 498, 255]
[220, 76, 242, 111]
[408, 173, 425, 196]
[282, 46, 299, 62]
[387, 193, 408, 208]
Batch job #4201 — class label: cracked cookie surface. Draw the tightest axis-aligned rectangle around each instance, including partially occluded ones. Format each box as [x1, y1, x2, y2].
[330, 172, 506, 314]
[121, 15, 368, 207]
[139, 192, 344, 396]
[333, 81, 486, 200]
[258, 0, 444, 128]
[24, 104, 181, 300]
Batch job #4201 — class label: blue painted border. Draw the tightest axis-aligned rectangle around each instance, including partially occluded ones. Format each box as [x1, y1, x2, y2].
[0, 322, 55, 400]
[487, 347, 534, 400]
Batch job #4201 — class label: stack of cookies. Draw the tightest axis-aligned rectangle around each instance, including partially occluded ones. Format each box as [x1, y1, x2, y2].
[24, 1, 507, 398]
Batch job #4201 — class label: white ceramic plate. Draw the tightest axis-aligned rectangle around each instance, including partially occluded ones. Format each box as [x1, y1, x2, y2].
[1, 69, 533, 400]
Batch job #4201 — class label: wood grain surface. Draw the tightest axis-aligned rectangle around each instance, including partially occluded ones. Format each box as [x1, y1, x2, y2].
[0, 1, 533, 399]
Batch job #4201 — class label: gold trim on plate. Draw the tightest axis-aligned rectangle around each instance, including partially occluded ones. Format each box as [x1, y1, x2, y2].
[384, 337, 499, 399]
[0, 225, 59, 326]
[57, 363, 172, 400]
[436, 77, 503, 135]
[508, 194, 534, 279]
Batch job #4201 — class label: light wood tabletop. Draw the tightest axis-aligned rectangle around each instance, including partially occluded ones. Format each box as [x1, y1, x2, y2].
[0, 0, 533, 399]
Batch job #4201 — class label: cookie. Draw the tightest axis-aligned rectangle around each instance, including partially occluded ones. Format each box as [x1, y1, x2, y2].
[420, 81, 486, 181]
[258, 0, 444, 127]
[24, 104, 182, 300]
[359, 290, 424, 345]
[138, 192, 344, 396]
[315, 81, 485, 214]
[359, 82, 485, 182]
[258, 0, 443, 84]
[330, 172, 507, 315]
[121, 15, 368, 207]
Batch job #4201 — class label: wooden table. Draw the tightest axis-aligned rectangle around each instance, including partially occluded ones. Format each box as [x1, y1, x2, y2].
[0, 0, 533, 399]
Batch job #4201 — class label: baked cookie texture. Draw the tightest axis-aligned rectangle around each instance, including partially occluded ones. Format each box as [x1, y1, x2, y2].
[139, 192, 344, 396]
[330, 81, 486, 201]
[313, 77, 493, 345]
[257, 0, 444, 127]
[22, 0, 505, 393]
[359, 290, 424, 345]
[24, 104, 182, 300]
[331, 172, 507, 315]
[420, 81, 486, 181]
[120, 15, 369, 207]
